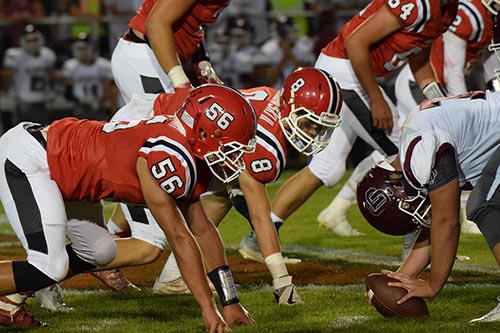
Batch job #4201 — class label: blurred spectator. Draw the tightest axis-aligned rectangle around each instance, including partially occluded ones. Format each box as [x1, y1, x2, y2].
[1, 24, 56, 128]
[69, 0, 108, 56]
[255, 14, 315, 88]
[3, 0, 45, 48]
[216, 16, 263, 89]
[222, 0, 271, 45]
[103, 0, 142, 51]
[269, 0, 309, 36]
[61, 32, 117, 120]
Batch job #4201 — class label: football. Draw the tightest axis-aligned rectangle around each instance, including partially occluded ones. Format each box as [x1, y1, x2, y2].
[365, 273, 429, 317]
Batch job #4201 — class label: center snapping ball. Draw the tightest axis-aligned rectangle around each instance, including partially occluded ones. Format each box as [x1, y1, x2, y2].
[365, 273, 429, 317]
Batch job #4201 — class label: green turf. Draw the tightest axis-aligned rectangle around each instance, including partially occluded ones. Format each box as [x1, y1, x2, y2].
[1, 170, 500, 332]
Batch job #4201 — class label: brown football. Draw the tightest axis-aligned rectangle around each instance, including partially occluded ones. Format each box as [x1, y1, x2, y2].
[365, 273, 429, 317]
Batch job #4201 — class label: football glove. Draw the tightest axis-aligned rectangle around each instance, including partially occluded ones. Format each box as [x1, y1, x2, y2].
[195, 60, 224, 85]
[273, 275, 303, 305]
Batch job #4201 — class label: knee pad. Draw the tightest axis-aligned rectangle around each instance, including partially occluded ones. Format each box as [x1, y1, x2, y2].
[12, 261, 58, 292]
[312, 161, 346, 188]
[67, 218, 117, 269]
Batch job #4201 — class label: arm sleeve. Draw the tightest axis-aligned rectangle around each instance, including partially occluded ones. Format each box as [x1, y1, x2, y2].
[442, 30, 468, 95]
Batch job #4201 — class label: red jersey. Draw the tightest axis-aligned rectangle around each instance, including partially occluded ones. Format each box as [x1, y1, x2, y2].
[430, 0, 492, 87]
[129, 0, 229, 62]
[323, 0, 458, 77]
[239, 87, 287, 184]
[46, 117, 197, 204]
[151, 91, 233, 196]
[153, 87, 287, 184]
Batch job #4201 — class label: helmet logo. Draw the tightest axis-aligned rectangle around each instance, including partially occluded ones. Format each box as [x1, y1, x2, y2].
[364, 187, 390, 216]
[290, 77, 305, 94]
[205, 102, 234, 130]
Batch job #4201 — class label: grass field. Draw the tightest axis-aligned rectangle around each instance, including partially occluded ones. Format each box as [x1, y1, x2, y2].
[1, 170, 500, 332]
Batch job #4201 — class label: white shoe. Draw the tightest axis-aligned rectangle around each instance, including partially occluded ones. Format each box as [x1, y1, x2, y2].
[461, 219, 481, 235]
[153, 277, 191, 295]
[470, 296, 500, 323]
[238, 231, 302, 264]
[33, 284, 73, 312]
[238, 231, 264, 263]
[317, 210, 363, 236]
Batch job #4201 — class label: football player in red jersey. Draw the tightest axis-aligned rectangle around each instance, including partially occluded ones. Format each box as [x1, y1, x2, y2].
[256, 0, 458, 253]
[97, 68, 342, 305]
[112, 0, 226, 103]
[0, 84, 256, 331]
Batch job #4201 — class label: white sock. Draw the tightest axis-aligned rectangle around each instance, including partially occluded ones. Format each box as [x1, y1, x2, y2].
[157, 253, 181, 283]
[322, 196, 353, 218]
[270, 212, 283, 224]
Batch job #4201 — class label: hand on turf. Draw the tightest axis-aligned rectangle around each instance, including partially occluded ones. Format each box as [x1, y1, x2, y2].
[202, 306, 231, 332]
[222, 303, 256, 326]
[386, 272, 434, 304]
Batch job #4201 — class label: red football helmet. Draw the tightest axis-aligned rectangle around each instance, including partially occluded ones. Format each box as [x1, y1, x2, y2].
[356, 160, 431, 236]
[176, 84, 257, 183]
[279, 67, 342, 156]
[483, 0, 500, 15]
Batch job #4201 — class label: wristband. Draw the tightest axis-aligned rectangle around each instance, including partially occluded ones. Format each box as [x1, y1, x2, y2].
[422, 81, 446, 99]
[207, 265, 239, 306]
[168, 65, 190, 88]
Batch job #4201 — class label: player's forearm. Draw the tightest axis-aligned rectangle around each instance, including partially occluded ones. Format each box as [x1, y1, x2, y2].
[397, 239, 430, 277]
[428, 218, 460, 296]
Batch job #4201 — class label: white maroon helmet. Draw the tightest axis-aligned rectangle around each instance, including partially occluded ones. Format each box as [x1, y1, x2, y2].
[483, 0, 500, 15]
[279, 67, 342, 156]
[176, 84, 257, 183]
[356, 160, 431, 236]
[72, 32, 95, 63]
[20, 24, 44, 56]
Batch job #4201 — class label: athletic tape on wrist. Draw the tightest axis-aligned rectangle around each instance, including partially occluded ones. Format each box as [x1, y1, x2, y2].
[422, 81, 446, 99]
[207, 265, 239, 306]
[168, 65, 190, 88]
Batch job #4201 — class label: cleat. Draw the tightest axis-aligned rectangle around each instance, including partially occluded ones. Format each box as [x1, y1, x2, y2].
[238, 231, 264, 263]
[461, 207, 481, 234]
[461, 219, 481, 235]
[153, 277, 216, 295]
[317, 209, 363, 236]
[238, 231, 301, 264]
[92, 269, 141, 291]
[153, 277, 191, 295]
[33, 284, 73, 312]
[470, 296, 500, 323]
[0, 296, 46, 327]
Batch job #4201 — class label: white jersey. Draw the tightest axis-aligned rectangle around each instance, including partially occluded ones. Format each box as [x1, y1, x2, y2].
[259, 36, 315, 89]
[400, 90, 500, 191]
[2, 47, 56, 103]
[61, 57, 113, 104]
